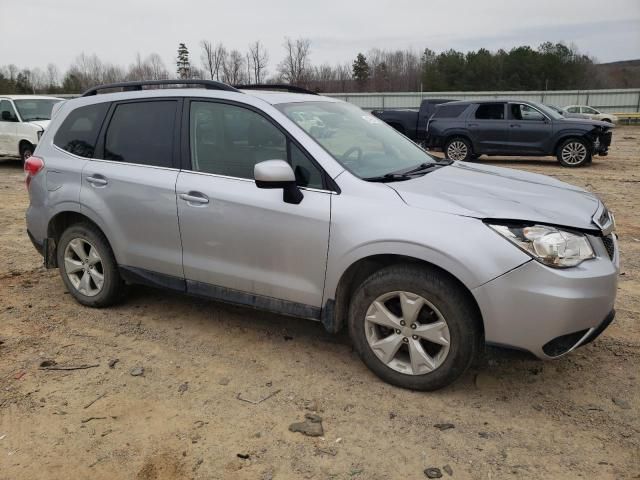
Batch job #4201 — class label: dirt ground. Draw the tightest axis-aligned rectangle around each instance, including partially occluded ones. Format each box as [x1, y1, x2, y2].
[1, 128, 639, 480]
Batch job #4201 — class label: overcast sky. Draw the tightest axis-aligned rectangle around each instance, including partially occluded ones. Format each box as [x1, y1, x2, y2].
[1, 0, 639, 73]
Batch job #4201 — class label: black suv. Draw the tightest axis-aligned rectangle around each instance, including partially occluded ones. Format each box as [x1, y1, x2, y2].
[426, 100, 613, 167]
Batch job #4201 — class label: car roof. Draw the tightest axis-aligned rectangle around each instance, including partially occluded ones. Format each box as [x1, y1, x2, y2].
[440, 99, 542, 106]
[0, 95, 63, 100]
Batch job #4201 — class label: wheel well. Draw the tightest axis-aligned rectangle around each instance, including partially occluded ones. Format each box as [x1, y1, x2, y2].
[553, 135, 591, 156]
[47, 212, 110, 266]
[330, 254, 484, 335]
[19, 140, 33, 154]
[444, 134, 474, 153]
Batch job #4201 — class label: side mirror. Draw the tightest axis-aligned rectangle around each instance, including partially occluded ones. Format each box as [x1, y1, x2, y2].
[254, 160, 303, 205]
[1, 111, 17, 122]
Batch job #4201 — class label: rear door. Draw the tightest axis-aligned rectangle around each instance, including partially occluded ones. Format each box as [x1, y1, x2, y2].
[80, 99, 184, 280]
[506, 103, 552, 154]
[466, 103, 508, 153]
[176, 99, 331, 313]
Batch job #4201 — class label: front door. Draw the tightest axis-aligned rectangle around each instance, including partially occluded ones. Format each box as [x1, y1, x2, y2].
[506, 103, 552, 154]
[176, 99, 331, 314]
[0, 100, 19, 155]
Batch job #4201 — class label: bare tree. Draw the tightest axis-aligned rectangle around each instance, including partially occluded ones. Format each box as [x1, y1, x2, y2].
[46, 63, 59, 89]
[147, 53, 169, 80]
[200, 40, 216, 80]
[222, 50, 246, 84]
[278, 37, 311, 85]
[249, 41, 269, 84]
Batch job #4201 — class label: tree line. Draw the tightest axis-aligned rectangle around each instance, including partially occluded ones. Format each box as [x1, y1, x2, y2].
[0, 38, 635, 95]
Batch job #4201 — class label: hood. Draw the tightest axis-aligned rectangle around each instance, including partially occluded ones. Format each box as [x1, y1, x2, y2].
[389, 162, 601, 230]
[28, 120, 50, 130]
[556, 117, 612, 128]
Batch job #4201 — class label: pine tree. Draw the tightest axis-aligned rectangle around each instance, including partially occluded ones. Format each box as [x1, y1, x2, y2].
[352, 53, 370, 90]
[176, 43, 191, 79]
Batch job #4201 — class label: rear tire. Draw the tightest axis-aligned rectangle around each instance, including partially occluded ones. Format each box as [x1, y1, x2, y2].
[557, 138, 591, 167]
[444, 137, 473, 161]
[57, 223, 124, 307]
[348, 264, 482, 391]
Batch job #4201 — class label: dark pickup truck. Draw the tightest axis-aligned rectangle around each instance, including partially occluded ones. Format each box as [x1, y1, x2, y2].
[371, 99, 452, 144]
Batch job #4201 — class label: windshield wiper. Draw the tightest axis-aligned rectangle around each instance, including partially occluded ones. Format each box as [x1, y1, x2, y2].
[363, 173, 414, 183]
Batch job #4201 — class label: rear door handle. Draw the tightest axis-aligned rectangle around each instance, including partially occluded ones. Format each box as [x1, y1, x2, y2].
[86, 175, 108, 186]
[510, 124, 521, 128]
[179, 192, 209, 205]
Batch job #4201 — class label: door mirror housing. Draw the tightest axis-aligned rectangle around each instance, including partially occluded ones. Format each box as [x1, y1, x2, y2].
[1, 111, 18, 122]
[254, 160, 303, 204]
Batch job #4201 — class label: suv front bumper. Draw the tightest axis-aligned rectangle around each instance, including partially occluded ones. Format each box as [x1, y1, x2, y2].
[472, 234, 619, 359]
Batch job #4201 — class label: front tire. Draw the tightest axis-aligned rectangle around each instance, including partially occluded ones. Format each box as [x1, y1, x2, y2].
[557, 138, 591, 167]
[20, 142, 34, 166]
[444, 137, 473, 161]
[57, 223, 124, 307]
[348, 265, 482, 391]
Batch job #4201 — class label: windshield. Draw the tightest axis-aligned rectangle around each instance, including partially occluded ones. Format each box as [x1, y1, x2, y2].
[276, 101, 437, 179]
[530, 101, 563, 120]
[13, 99, 61, 122]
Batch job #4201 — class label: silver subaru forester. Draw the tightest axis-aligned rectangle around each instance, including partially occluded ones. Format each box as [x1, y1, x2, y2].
[25, 81, 618, 390]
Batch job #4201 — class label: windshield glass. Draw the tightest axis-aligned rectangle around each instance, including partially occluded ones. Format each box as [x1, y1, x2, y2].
[14, 99, 61, 122]
[530, 101, 563, 120]
[276, 101, 437, 179]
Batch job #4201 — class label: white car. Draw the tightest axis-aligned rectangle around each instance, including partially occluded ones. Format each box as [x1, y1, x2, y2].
[563, 105, 618, 124]
[0, 95, 63, 163]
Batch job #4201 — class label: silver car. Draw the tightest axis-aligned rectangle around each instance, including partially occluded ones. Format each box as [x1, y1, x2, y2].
[25, 81, 619, 390]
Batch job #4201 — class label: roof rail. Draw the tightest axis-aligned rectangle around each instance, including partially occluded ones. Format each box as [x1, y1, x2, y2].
[234, 84, 318, 95]
[81, 79, 240, 97]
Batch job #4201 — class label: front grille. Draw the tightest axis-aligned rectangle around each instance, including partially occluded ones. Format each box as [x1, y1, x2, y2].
[602, 234, 615, 260]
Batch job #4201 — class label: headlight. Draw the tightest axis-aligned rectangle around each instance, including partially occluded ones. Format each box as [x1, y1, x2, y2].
[487, 223, 595, 268]
[37, 130, 43, 141]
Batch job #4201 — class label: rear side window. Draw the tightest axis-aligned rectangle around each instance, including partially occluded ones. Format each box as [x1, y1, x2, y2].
[104, 101, 176, 167]
[432, 104, 468, 119]
[475, 103, 505, 120]
[53, 103, 109, 158]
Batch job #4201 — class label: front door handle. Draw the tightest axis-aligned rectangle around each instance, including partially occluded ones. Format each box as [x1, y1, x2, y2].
[468, 123, 479, 127]
[510, 124, 521, 128]
[179, 192, 209, 205]
[86, 175, 108, 186]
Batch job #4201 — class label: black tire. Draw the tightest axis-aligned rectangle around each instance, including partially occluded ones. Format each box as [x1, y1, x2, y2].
[557, 137, 592, 168]
[57, 223, 124, 307]
[348, 264, 482, 391]
[444, 137, 473, 161]
[601, 118, 611, 124]
[19, 142, 34, 166]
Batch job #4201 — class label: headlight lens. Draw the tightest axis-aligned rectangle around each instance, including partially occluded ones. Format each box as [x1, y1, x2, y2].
[488, 223, 595, 268]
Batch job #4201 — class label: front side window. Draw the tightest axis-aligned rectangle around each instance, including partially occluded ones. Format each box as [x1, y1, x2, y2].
[475, 103, 505, 120]
[277, 101, 438, 179]
[14, 99, 61, 122]
[104, 101, 176, 167]
[53, 102, 109, 158]
[0, 100, 18, 122]
[509, 104, 545, 121]
[189, 101, 324, 188]
[566, 106, 579, 113]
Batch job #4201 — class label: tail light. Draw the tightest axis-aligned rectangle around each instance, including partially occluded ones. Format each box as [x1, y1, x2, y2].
[24, 155, 44, 189]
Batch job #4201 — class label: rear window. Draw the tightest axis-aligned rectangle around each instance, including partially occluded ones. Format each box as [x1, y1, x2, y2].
[475, 103, 505, 120]
[432, 104, 468, 119]
[54, 103, 109, 158]
[104, 101, 176, 167]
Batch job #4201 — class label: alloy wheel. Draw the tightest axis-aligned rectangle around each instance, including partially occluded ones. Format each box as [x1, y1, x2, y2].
[561, 142, 587, 165]
[364, 291, 451, 375]
[447, 141, 468, 161]
[64, 238, 104, 297]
